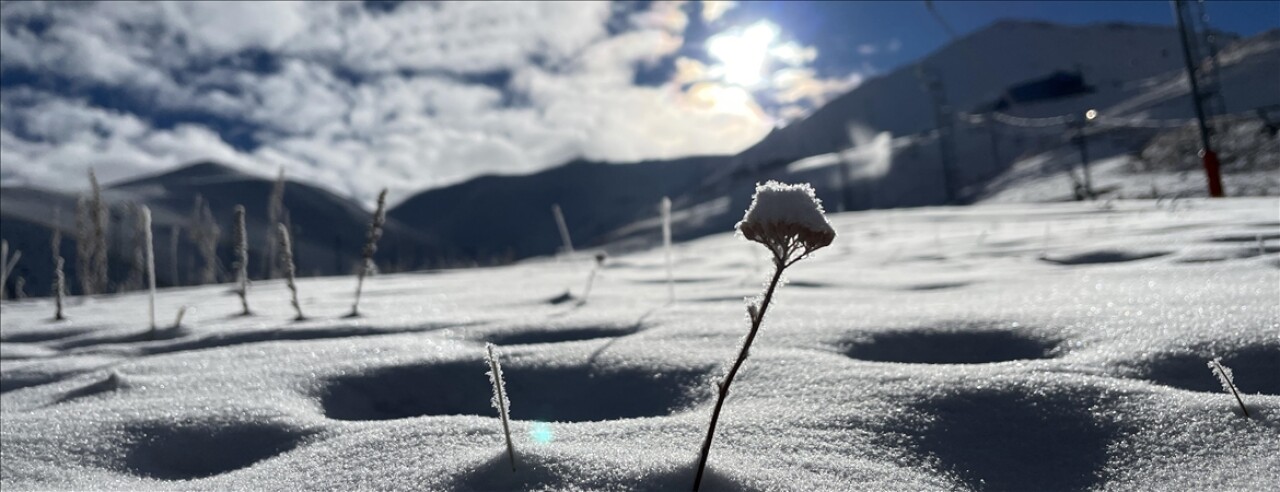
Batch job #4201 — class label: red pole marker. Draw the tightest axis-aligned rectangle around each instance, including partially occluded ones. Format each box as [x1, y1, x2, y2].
[1201, 149, 1224, 198]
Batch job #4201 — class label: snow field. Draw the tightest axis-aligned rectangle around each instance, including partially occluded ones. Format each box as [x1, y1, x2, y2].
[1, 198, 1278, 491]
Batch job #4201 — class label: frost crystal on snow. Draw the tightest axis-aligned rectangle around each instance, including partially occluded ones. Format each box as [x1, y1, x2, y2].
[1208, 357, 1235, 394]
[736, 181, 836, 263]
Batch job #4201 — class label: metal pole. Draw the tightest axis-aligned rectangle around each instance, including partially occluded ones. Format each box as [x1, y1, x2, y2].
[986, 116, 1001, 178]
[836, 147, 851, 213]
[917, 65, 956, 204]
[1172, 0, 1225, 197]
[1073, 115, 1095, 200]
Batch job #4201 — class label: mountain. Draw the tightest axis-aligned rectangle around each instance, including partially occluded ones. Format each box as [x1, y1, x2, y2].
[728, 21, 1213, 180]
[392, 19, 1214, 257]
[0, 161, 442, 299]
[387, 156, 729, 261]
[5, 21, 1278, 298]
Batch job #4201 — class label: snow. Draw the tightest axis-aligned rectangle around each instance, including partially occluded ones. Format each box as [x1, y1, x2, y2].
[736, 181, 836, 256]
[2, 197, 1279, 491]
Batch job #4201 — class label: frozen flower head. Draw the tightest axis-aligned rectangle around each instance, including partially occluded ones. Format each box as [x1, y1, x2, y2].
[736, 181, 836, 264]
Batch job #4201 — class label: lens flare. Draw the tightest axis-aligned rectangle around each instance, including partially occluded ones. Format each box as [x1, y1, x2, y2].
[707, 21, 778, 87]
[529, 421, 554, 444]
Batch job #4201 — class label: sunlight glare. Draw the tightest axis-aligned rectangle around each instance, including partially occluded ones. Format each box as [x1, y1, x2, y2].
[707, 21, 779, 87]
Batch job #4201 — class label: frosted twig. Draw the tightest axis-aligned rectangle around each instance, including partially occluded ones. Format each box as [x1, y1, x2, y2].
[172, 306, 188, 330]
[88, 169, 109, 294]
[486, 343, 516, 471]
[52, 214, 66, 320]
[232, 205, 251, 315]
[351, 189, 387, 317]
[264, 168, 286, 279]
[277, 223, 304, 320]
[694, 182, 835, 491]
[140, 206, 156, 336]
[0, 240, 19, 301]
[662, 196, 673, 303]
[552, 203, 574, 257]
[578, 252, 607, 305]
[1208, 357, 1249, 418]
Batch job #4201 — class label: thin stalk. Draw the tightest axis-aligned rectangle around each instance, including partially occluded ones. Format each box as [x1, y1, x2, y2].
[233, 206, 250, 315]
[351, 189, 387, 317]
[277, 223, 304, 321]
[141, 206, 156, 336]
[172, 306, 188, 329]
[1209, 358, 1250, 418]
[580, 265, 599, 303]
[0, 240, 19, 301]
[662, 197, 673, 303]
[53, 257, 66, 321]
[52, 212, 65, 320]
[486, 344, 517, 471]
[552, 204, 574, 257]
[693, 260, 786, 491]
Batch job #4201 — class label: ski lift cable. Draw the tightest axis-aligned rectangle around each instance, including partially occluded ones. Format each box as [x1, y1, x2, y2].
[955, 109, 1258, 130]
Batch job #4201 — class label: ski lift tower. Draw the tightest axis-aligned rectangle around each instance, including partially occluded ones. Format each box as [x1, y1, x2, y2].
[1172, 0, 1228, 197]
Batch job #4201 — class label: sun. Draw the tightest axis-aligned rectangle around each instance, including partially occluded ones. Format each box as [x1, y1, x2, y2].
[706, 21, 779, 87]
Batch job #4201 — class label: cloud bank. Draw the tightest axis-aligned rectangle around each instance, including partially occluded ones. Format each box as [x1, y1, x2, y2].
[1, 1, 856, 205]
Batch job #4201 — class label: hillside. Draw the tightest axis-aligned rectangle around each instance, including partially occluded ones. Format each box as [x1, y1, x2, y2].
[0, 162, 442, 299]
[388, 156, 729, 261]
[3, 21, 1278, 290]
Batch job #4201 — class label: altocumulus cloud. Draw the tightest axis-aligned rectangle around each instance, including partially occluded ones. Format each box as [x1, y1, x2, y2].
[0, 1, 838, 205]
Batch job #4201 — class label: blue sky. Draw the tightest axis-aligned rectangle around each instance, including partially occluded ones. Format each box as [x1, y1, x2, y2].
[1, 1, 1275, 204]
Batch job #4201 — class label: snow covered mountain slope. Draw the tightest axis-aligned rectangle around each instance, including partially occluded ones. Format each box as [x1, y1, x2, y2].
[2, 197, 1277, 491]
[4, 22, 1275, 277]
[730, 21, 1215, 175]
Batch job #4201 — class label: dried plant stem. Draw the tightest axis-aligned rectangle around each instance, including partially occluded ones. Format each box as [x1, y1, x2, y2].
[52, 213, 65, 320]
[693, 260, 786, 491]
[265, 168, 286, 279]
[233, 206, 250, 315]
[662, 197, 673, 303]
[580, 264, 600, 303]
[277, 223, 304, 321]
[53, 257, 66, 321]
[486, 344, 516, 472]
[76, 195, 94, 295]
[140, 206, 156, 336]
[172, 306, 188, 329]
[89, 170, 109, 294]
[1209, 358, 1250, 418]
[552, 203, 574, 256]
[0, 240, 19, 301]
[351, 189, 387, 317]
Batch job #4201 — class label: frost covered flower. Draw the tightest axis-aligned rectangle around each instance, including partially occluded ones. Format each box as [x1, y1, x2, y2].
[694, 181, 837, 491]
[736, 181, 836, 264]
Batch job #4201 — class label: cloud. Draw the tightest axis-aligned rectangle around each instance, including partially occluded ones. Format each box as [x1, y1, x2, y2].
[0, 1, 843, 206]
[631, 0, 689, 34]
[0, 89, 258, 186]
[772, 68, 863, 107]
[857, 39, 902, 57]
[771, 42, 818, 66]
[701, 1, 737, 23]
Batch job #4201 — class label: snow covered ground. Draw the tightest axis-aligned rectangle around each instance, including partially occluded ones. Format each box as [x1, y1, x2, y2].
[2, 197, 1278, 491]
